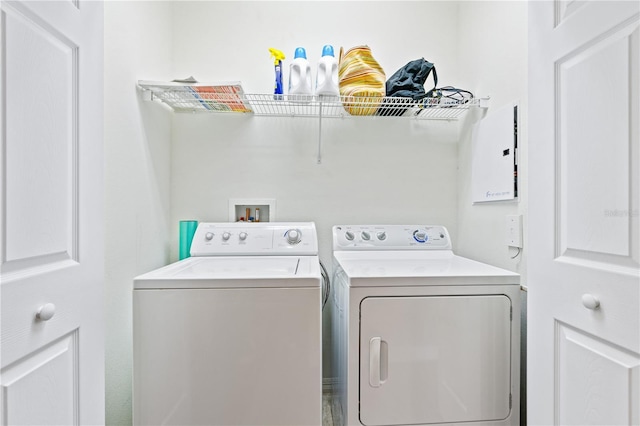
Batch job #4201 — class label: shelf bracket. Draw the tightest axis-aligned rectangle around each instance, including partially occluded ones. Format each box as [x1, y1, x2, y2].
[140, 87, 153, 102]
[317, 99, 323, 164]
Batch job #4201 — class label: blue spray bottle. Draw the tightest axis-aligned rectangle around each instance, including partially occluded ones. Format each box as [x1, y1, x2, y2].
[269, 47, 285, 100]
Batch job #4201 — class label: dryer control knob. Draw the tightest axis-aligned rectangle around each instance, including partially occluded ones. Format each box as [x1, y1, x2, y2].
[413, 230, 427, 243]
[222, 232, 231, 241]
[286, 229, 301, 245]
[345, 231, 355, 241]
[205, 232, 214, 241]
[239, 232, 248, 241]
[361, 231, 371, 241]
[377, 231, 387, 241]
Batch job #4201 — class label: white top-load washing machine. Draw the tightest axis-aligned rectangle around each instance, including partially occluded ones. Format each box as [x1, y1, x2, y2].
[133, 222, 322, 426]
[331, 225, 520, 426]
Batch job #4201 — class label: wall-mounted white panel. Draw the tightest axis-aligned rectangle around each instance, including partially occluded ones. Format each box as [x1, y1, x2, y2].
[556, 322, 640, 425]
[557, 23, 638, 263]
[471, 102, 517, 203]
[1, 332, 79, 426]
[2, 7, 77, 270]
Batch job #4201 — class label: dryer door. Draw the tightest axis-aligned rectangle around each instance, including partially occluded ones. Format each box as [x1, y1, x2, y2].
[359, 295, 512, 426]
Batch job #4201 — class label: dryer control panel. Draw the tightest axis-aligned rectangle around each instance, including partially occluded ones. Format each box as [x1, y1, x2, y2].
[191, 222, 318, 256]
[333, 225, 452, 250]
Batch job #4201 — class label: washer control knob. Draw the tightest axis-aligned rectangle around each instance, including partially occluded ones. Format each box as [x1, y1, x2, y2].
[222, 232, 231, 241]
[205, 232, 214, 241]
[286, 229, 301, 245]
[413, 230, 428, 243]
[377, 231, 387, 241]
[239, 232, 248, 241]
[345, 231, 355, 241]
[361, 231, 371, 241]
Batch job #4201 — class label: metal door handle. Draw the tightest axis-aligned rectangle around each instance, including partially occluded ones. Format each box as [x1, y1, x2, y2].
[37, 303, 56, 321]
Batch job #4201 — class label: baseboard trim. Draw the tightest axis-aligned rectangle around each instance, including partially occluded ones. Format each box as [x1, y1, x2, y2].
[323, 377, 337, 394]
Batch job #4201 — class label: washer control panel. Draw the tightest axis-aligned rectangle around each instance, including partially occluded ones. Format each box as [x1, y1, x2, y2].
[190, 222, 318, 256]
[333, 225, 451, 250]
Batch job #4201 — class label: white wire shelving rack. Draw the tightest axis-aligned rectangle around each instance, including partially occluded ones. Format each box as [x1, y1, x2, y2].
[137, 80, 489, 163]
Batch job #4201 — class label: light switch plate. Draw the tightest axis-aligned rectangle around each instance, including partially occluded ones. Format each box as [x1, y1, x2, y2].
[506, 214, 523, 248]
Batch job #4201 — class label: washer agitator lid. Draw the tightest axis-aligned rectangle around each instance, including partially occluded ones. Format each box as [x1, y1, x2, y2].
[134, 255, 321, 289]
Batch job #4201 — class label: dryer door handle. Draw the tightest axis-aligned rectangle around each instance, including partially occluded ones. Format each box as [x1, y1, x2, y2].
[369, 337, 388, 388]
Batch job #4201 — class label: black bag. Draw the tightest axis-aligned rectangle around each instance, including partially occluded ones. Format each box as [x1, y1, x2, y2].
[377, 58, 475, 116]
[386, 58, 438, 100]
[377, 58, 438, 116]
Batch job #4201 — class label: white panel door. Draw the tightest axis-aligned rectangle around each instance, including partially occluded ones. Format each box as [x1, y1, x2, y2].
[359, 295, 512, 426]
[0, 1, 104, 424]
[528, 1, 640, 425]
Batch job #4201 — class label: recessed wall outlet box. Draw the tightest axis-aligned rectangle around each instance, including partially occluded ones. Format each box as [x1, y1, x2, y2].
[506, 214, 523, 248]
[229, 198, 276, 222]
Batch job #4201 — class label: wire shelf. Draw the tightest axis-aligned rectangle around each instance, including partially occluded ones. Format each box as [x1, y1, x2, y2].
[138, 81, 486, 120]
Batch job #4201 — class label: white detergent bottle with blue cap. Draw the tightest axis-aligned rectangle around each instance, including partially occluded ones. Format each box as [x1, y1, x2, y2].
[316, 45, 339, 97]
[289, 47, 313, 100]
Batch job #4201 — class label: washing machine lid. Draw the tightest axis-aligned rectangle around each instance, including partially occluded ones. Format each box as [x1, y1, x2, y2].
[333, 250, 519, 286]
[134, 256, 321, 289]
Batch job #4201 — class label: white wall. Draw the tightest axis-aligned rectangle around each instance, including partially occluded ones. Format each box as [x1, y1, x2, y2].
[168, 0, 464, 384]
[103, 1, 529, 424]
[456, 1, 528, 278]
[169, 1, 462, 96]
[456, 3, 528, 422]
[104, 2, 173, 425]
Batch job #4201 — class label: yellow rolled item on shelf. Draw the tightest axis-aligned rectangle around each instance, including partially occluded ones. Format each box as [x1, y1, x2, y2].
[338, 45, 386, 116]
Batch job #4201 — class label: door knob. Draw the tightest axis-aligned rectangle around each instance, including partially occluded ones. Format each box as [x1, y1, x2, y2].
[36, 303, 56, 321]
[582, 294, 600, 310]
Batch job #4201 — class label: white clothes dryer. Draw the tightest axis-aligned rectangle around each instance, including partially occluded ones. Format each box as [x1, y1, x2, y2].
[331, 225, 520, 426]
[133, 222, 322, 426]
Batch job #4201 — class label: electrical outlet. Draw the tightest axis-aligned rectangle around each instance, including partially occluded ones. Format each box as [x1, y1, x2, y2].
[506, 215, 523, 248]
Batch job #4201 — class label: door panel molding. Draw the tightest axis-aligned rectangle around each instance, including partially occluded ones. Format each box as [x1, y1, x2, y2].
[1, 2, 80, 279]
[555, 0, 588, 28]
[1, 330, 79, 426]
[555, 321, 640, 425]
[554, 17, 640, 274]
